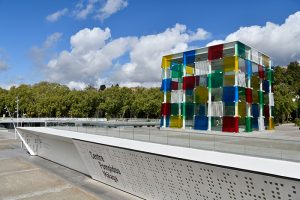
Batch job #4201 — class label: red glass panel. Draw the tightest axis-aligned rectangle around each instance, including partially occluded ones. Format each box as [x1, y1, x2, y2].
[258, 65, 265, 79]
[222, 116, 239, 132]
[194, 76, 200, 87]
[245, 88, 253, 103]
[171, 81, 178, 90]
[183, 76, 196, 90]
[161, 103, 171, 116]
[208, 44, 224, 60]
[264, 105, 270, 118]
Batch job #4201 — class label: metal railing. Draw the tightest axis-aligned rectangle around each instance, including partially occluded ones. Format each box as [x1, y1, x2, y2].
[48, 123, 300, 163]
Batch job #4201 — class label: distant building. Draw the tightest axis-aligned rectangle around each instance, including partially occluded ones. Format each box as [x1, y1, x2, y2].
[160, 41, 274, 132]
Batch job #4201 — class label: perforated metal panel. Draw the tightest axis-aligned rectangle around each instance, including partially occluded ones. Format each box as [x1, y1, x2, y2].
[74, 140, 300, 200]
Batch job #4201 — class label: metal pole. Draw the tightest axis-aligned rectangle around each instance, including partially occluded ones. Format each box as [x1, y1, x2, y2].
[297, 95, 299, 119]
[5, 106, 17, 139]
[16, 96, 19, 128]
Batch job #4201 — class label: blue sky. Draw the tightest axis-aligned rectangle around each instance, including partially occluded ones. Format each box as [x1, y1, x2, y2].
[0, 0, 299, 89]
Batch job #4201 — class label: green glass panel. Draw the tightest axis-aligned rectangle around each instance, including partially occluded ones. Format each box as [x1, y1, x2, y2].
[209, 71, 223, 88]
[245, 117, 252, 132]
[183, 102, 194, 120]
[239, 116, 246, 126]
[238, 87, 246, 102]
[185, 90, 194, 103]
[268, 69, 274, 82]
[171, 103, 179, 116]
[224, 102, 235, 116]
[178, 77, 183, 83]
[258, 91, 264, 105]
[271, 106, 274, 116]
[211, 88, 223, 101]
[211, 117, 222, 131]
[264, 93, 269, 105]
[237, 42, 246, 58]
[171, 63, 183, 72]
[171, 70, 183, 78]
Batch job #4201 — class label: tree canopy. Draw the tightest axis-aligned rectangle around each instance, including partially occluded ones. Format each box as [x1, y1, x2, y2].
[0, 82, 162, 119]
[273, 61, 300, 123]
[0, 61, 299, 123]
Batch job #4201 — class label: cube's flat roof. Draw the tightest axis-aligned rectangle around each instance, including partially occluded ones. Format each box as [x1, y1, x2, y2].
[163, 40, 271, 59]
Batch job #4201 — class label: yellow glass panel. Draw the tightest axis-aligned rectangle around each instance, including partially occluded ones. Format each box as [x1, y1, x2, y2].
[251, 76, 260, 89]
[238, 102, 246, 117]
[262, 55, 270, 68]
[252, 90, 258, 103]
[170, 116, 183, 128]
[223, 74, 235, 86]
[186, 66, 194, 75]
[268, 117, 274, 130]
[161, 55, 172, 69]
[223, 56, 238, 72]
[195, 86, 208, 103]
[166, 92, 171, 103]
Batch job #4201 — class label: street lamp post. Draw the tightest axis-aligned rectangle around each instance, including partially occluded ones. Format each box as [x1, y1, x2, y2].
[292, 95, 299, 119]
[296, 95, 299, 119]
[16, 96, 19, 128]
[4, 105, 17, 139]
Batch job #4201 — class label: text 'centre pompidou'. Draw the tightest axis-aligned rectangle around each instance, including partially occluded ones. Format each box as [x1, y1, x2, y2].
[160, 41, 274, 133]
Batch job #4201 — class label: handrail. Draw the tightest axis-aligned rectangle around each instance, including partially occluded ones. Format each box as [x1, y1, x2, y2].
[48, 124, 300, 163]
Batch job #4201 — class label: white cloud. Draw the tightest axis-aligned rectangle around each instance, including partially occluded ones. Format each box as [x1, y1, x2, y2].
[113, 24, 196, 83]
[46, 27, 137, 84]
[207, 11, 300, 65]
[74, 0, 97, 19]
[70, 27, 111, 54]
[73, 0, 127, 21]
[30, 32, 62, 68]
[189, 28, 211, 42]
[44, 32, 63, 48]
[67, 81, 88, 90]
[46, 8, 68, 22]
[95, 0, 128, 21]
[44, 24, 210, 87]
[0, 83, 19, 90]
[0, 60, 8, 71]
[0, 49, 9, 71]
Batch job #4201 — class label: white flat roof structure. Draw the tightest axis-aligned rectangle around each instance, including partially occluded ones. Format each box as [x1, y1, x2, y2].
[18, 127, 300, 180]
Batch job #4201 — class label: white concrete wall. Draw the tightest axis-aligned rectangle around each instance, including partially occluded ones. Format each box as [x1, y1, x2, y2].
[17, 127, 300, 200]
[17, 129, 88, 175]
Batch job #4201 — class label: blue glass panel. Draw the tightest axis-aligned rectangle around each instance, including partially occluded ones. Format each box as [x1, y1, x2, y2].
[160, 116, 170, 127]
[160, 78, 171, 92]
[194, 116, 208, 130]
[222, 86, 238, 102]
[183, 50, 196, 65]
[252, 104, 259, 118]
[252, 117, 258, 129]
[246, 59, 252, 77]
[263, 80, 269, 93]
[195, 104, 207, 116]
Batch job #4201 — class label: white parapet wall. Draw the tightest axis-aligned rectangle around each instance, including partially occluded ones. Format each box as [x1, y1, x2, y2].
[17, 127, 300, 200]
[17, 128, 89, 174]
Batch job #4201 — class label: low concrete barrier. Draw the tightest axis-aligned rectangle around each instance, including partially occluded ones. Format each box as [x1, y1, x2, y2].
[17, 127, 300, 200]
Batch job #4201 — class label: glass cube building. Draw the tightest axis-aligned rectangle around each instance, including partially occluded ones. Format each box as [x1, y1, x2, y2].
[160, 41, 274, 133]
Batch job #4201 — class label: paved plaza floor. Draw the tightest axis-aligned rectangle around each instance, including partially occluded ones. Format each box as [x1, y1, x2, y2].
[0, 124, 299, 200]
[0, 130, 140, 200]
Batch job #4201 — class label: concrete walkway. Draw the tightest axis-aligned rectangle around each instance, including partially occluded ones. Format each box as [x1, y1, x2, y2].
[0, 130, 140, 200]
